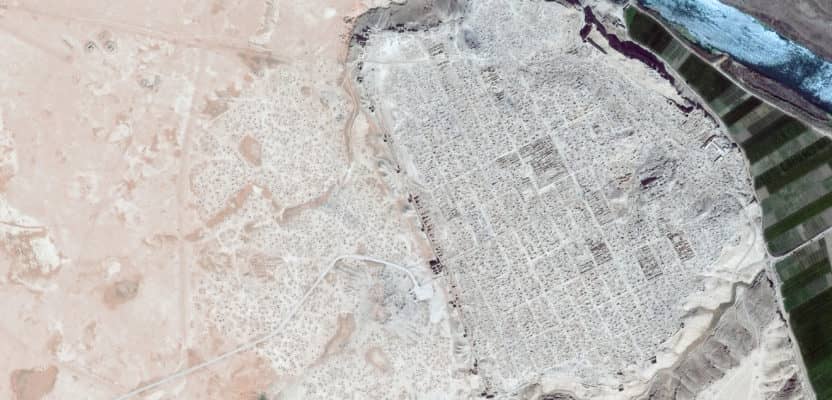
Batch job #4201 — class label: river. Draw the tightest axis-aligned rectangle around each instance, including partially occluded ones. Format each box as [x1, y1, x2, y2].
[638, 0, 832, 113]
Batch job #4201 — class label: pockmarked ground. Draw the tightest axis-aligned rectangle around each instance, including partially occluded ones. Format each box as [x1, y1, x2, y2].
[0, 0, 814, 399]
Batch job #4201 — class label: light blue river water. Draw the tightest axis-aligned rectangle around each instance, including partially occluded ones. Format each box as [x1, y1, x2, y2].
[639, 0, 832, 112]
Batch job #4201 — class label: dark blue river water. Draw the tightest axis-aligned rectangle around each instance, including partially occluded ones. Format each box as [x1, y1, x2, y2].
[639, 0, 832, 112]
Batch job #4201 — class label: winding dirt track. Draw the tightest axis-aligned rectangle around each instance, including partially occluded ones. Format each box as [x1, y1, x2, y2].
[112, 254, 421, 400]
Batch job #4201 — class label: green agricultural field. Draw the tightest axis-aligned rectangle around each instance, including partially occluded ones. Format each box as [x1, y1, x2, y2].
[624, 5, 637, 29]
[676, 55, 733, 101]
[746, 109, 787, 136]
[775, 239, 832, 395]
[751, 130, 822, 177]
[627, 6, 832, 257]
[719, 96, 760, 125]
[763, 168, 832, 214]
[710, 84, 747, 111]
[780, 258, 832, 310]
[738, 104, 832, 256]
[626, 8, 674, 54]
[754, 138, 832, 193]
[629, 7, 832, 397]
[775, 238, 827, 281]
[788, 286, 832, 399]
[742, 117, 807, 163]
[658, 39, 689, 68]
[765, 196, 832, 242]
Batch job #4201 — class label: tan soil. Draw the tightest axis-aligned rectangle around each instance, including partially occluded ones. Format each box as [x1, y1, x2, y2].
[9, 366, 58, 400]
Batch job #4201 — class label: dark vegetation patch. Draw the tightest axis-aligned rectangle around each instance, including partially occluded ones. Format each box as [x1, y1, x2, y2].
[745, 109, 786, 136]
[764, 192, 832, 243]
[626, 5, 832, 398]
[625, 7, 673, 54]
[776, 238, 828, 282]
[586, 6, 674, 84]
[788, 286, 832, 399]
[721, 96, 762, 126]
[781, 259, 832, 310]
[776, 241, 832, 394]
[626, 5, 831, 258]
[676, 55, 733, 101]
[713, 85, 748, 112]
[666, 97, 695, 114]
[754, 137, 832, 193]
[742, 117, 807, 163]
[624, 5, 637, 28]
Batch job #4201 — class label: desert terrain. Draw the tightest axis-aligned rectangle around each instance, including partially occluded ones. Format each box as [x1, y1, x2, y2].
[0, 0, 820, 399]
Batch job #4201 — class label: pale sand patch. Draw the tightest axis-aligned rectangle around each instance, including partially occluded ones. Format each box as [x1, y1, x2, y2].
[9, 366, 58, 400]
[698, 348, 761, 400]
[238, 135, 262, 167]
[697, 317, 804, 399]
[645, 203, 766, 379]
[316, 313, 356, 363]
[364, 347, 392, 373]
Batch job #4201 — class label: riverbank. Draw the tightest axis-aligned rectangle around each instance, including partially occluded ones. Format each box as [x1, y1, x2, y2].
[629, 2, 831, 135]
[719, 0, 832, 63]
[637, 0, 832, 119]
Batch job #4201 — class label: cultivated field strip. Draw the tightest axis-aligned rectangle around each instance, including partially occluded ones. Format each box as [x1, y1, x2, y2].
[628, 6, 832, 257]
[774, 237, 832, 399]
[628, 6, 832, 397]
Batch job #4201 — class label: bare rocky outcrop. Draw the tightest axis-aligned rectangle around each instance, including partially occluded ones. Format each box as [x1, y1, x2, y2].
[349, 0, 467, 38]
[639, 274, 807, 400]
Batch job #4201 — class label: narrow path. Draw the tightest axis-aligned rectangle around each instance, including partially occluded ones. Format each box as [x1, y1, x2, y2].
[112, 254, 423, 400]
[279, 63, 361, 222]
[174, 51, 203, 369]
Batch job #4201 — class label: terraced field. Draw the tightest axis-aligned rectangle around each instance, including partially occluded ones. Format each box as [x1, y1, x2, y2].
[627, 6, 832, 397]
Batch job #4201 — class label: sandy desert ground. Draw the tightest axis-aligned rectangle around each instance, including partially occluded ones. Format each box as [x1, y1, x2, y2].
[0, 0, 472, 399]
[0, 0, 814, 399]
